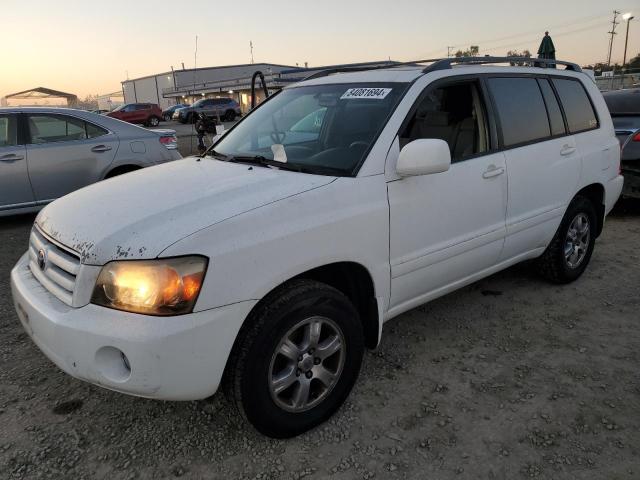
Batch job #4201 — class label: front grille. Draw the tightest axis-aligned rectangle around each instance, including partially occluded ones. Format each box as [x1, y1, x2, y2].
[28, 227, 80, 306]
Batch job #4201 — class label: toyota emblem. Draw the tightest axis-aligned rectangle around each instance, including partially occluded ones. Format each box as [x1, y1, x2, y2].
[37, 249, 47, 271]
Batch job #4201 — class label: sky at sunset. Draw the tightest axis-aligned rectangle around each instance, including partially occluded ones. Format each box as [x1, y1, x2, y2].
[1, 0, 639, 98]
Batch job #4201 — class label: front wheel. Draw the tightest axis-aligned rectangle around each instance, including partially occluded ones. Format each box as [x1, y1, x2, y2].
[147, 116, 160, 127]
[535, 195, 597, 283]
[224, 279, 364, 438]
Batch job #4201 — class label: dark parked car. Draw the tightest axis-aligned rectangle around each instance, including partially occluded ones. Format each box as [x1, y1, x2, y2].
[162, 103, 190, 122]
[174, 98, 241, 123]
[603, 88, 640, 198]
[106, 103, 163, 127]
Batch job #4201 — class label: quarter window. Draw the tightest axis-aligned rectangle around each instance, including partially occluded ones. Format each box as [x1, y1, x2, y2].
[0, 115, 18, 147]
[538, 79, 566, 136]
[552, 78, 598, 133]
[28, 115, 87, 144]
[86, 122, 108, 138]
[487, 77, 550, 147]
[400, 80, 490, 161]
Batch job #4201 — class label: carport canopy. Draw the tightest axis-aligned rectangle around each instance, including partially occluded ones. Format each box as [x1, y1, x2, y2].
[4, 87, 78, 106]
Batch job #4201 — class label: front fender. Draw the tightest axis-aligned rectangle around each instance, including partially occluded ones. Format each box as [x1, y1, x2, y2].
[160, 176, 391, 317]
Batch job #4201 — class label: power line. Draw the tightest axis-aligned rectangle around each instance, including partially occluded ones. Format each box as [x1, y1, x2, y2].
[448, 11, 613, 50]
[481, 21, 611, 55]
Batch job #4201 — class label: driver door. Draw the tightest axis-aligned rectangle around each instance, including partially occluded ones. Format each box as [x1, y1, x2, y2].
[386, 77, 507, 314]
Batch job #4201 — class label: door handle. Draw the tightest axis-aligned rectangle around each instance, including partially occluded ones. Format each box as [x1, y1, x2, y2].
[0, 153, 24, 162]
[560, 145, 576, 156]
[91, 145, 112, 153]
[482, 165, 505, 179]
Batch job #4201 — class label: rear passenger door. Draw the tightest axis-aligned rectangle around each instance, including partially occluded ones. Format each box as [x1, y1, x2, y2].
[0, 113, 34, 210]
[25, 114, 118, 202]
[487, 76, 580, 261]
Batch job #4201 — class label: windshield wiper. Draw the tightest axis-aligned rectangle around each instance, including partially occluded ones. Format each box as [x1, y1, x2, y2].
[210, 150, 345, 176]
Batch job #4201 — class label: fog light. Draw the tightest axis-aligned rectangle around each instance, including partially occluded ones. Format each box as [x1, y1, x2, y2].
[95, 346, 132, 383]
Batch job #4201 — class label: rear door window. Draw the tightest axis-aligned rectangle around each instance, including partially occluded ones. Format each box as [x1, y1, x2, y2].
[487, 77, 550, 147]
[27, 115, 87, 144]
[0, 115, 18, 147]
[552, 78, 598, 133]
[537, 79, 566, 137]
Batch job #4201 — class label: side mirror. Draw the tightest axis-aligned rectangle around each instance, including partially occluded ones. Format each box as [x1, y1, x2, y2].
[396, 139, 451, 177]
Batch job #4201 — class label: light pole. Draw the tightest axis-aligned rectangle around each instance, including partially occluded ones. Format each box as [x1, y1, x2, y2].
[623, 13, 634, 68]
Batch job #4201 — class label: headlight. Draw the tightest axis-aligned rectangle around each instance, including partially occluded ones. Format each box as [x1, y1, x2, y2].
[91, 256, 208, 316]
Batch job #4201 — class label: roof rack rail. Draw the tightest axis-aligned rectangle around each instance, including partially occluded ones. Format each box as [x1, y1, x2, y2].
[301, 56, 582, 82]
[303, 58, 443, 81]
[422, 56, 582, 73]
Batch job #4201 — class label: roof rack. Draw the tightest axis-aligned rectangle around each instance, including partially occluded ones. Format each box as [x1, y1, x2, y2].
[302, 56, 582, 81]
[303, 59, 442, 81]
[422, 56, 582, 73]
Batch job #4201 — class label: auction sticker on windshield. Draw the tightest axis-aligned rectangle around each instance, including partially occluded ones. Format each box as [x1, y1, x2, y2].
[341, 88, 392, 100]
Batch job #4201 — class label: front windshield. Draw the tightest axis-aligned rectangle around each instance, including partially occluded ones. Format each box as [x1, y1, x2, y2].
[212, 83, 407, 175]
[112, 104, 126, 112]
[192, 99, 205, 108]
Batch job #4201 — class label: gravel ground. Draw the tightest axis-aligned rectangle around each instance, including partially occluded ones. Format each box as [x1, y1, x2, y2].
[1, 201, 639, 480]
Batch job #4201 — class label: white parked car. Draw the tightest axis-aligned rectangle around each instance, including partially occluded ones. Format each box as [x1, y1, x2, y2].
[11, 58, 623, 438]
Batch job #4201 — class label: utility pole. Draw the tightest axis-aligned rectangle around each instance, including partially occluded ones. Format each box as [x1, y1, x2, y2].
[623, 14, 635, 68]
[447, 46, 454, 57]
[607, 10, 620, 66]
[250, 41, 254, 64]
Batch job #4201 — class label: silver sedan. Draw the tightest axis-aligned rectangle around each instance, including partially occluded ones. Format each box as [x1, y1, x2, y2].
[0, 107, 181, 216]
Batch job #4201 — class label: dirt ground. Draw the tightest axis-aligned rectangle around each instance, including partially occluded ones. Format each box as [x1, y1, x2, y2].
[0, 202, 639, 480]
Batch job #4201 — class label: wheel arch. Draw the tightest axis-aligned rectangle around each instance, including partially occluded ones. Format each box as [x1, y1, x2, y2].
[237, 261, 380, 351]
[104, 164, 142, 179]
[575, 183, 605, 237]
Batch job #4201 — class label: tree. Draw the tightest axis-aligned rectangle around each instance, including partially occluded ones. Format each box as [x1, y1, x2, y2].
[455, 46, 480, 58]
[75, 94, 99, 110]
[506, 49, 532, 66]
[627, 53, 640, 69]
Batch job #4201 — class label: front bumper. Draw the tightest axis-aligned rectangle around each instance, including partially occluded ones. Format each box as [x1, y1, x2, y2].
[11, 252, 256, 401]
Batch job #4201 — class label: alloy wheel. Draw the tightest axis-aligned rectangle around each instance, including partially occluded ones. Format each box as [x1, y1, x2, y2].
[268, 316, 346, 412]
[564, 213, 590, 268]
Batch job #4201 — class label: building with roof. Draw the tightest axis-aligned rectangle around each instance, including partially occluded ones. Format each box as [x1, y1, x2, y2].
[2, 87, 78, 107]
[121, 61, 397, 113]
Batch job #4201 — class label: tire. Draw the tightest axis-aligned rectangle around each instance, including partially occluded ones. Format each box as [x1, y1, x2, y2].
[164, 114, 172, 122]
[224, 279, 364, 438]
[148, 116, 160, 127]
[224, 110, 236, 121]
[535, 195, 597, 284]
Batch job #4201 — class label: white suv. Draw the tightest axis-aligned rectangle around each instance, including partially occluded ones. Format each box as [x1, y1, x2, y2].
[11, 58, 623, 438]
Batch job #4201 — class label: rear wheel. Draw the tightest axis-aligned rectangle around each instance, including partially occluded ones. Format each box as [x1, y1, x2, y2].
[147, 116, 160, 127]
[224, 110, 236, 121]
[535, 195, 597, 283]
[224, 279, 364, 438]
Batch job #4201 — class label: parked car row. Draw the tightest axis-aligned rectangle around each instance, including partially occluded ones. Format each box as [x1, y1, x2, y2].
[0, 108, 180, 216]
[96, 98, 241, 127]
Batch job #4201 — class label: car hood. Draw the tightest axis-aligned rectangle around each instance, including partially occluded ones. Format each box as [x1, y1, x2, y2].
[36, 157, 335, 265]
